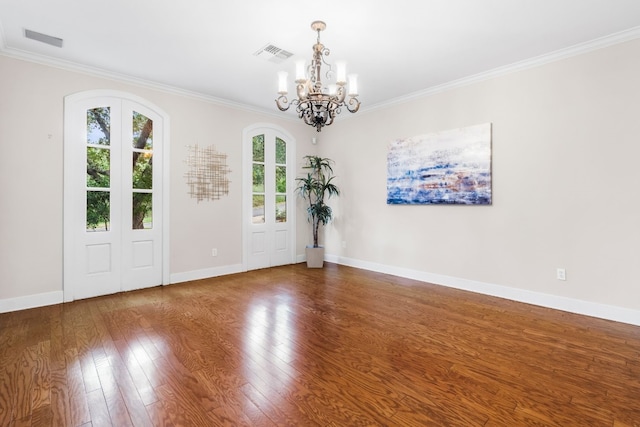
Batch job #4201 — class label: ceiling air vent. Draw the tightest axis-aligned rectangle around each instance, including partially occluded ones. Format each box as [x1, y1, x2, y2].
[253, 44, 293, 64]
[24, 29, 63, 48]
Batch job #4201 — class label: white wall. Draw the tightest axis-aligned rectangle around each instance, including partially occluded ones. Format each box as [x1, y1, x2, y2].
[317, 38, 640, 323]
[0, 54, 313, 306]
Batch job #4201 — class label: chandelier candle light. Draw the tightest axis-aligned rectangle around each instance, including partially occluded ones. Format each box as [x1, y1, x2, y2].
[275, 21, 360, 132]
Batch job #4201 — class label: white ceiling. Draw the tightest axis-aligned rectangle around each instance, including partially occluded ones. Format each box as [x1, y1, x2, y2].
[1, 0, 640, 115]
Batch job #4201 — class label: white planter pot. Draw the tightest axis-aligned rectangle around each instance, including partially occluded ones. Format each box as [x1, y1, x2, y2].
[305, 246, 325, 268]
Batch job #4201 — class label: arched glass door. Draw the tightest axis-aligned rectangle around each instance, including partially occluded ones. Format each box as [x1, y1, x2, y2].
[64, 91, 168, 300]
[243, 124, 295, 270]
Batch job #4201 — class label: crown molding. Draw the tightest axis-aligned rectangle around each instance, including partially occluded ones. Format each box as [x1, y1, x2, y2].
[2, 25, 639, 119]
[363, 25, 640, 114]
[0, 46, 294, 121]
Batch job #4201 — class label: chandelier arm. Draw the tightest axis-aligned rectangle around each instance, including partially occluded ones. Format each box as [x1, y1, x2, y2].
[345, 96, 361, 113]
[297, 101, 312, 122]
[325, 112, 336, 127]
[275, 95, 290, 111]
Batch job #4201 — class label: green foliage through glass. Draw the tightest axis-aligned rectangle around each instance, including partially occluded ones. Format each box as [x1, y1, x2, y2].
[86, 107, 112, 232]
[132, 111, 153, 149]
[252, 195, 265, 224]
[253, 164, 265, 193]
[252, 135, 265, 162]
[85, 107, 156, 231]
[87, 147, 110, 188]
[87, 191, 110, 231]
[87, 107, 110, 146]
[275, 166, 286, 193]
[133, 192, 152, 229]
[133, 153, 153, 189]
[275, 137, 286, 164]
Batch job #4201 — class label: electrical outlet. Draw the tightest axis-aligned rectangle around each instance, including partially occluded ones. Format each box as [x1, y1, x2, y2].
[556, 268, 566, 281]
[211, 248, 218, 257]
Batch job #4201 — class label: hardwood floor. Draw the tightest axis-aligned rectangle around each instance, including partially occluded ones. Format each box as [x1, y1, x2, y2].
[1, 263, 639, 426]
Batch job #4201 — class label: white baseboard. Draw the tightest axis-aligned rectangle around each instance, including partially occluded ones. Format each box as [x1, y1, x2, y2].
[5, 258, 639, 327]
[0, 263, 244, 313]
[325, 253, 640, 327]
[169, 263, 244, 285]
[0, 291, 64, 313]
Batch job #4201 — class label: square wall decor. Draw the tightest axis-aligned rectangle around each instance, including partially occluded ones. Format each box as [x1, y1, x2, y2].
[387, 123, 492, 205]
[184, 144, 231, 202]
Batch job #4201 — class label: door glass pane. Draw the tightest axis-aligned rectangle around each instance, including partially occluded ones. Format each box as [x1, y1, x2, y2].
[132, 192, 152, 229]
[87, 190, 110, 232]
[132, 111, 153, 149]
[252, 195, 265, 224]
[275, 138, 287, 223]
[275, 137, 286, 164]
[275, 195, 286, 223]
[132, 111, 153, 230]
[87, 147, 110, 187]
[133, 152, 153, 189]
[275, 166, 286, 193]
[253, 164, 265, 192]
[86, 107, 111, 231]
[253, 135, 264, 162]
[87, 107, 110, 146]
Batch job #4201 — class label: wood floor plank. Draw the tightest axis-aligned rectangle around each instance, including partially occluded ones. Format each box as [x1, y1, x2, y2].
[50, 368, 74, 426]
[150, 354, 220, 415]
[30, 405, 54, 426]
[95, 359, 134, 427]
[240, 381, 301, 427]
[29, 340, 51, 413]
[105, 339, 154, 427]
[1, 263, 640, 425]
[144, 400, 174, 427]
[190, 368, 253, 426]
[66, 347, 92, 426]
[1, 355, 19, 424]
[112, 337, 158, 407]
[153, 383, 218, 426]
[48, 306, 67, 373]
[77, 346, 102, 395]
[14, 344, 40, 420]
[86, 388, 111, 427]
[238, 358, 323, 426]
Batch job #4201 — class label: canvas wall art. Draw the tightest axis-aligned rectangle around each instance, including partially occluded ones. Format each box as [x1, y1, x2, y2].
[387, 123, 492, 205]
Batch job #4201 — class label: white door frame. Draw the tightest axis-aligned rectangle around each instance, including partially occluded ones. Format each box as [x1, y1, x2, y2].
[242, 123, 296, 271]
[63, 90, 171, 302]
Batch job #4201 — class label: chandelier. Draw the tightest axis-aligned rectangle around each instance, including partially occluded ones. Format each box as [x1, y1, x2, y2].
[275, 21, 360, 132]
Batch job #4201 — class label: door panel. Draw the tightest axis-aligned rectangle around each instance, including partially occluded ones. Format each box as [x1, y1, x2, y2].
[249, 230, 268, 269]
[86, 244, 111, 274]
[121, 102, 162, 291]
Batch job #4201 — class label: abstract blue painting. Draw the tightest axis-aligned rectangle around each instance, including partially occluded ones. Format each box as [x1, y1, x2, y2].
[387, 123, 492, 205]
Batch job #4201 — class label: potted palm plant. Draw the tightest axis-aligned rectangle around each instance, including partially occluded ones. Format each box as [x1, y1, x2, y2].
[296, 155, 340, 268]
